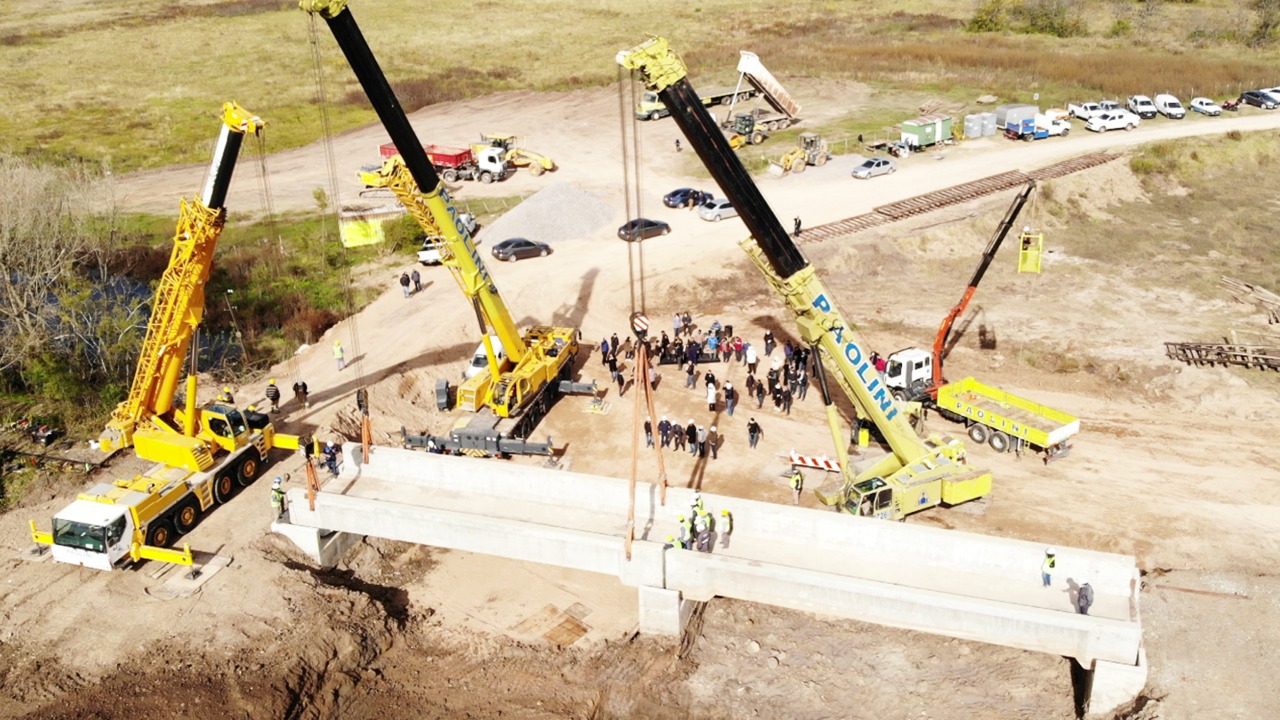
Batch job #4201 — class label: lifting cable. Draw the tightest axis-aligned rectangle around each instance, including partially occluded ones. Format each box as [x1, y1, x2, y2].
[244, 126, 300, 387]
[307, 14, 366, 393]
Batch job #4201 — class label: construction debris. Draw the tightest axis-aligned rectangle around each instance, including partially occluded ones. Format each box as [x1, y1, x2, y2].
[1164, 341, 1280, 371]
[1221, 276, 1280, 324]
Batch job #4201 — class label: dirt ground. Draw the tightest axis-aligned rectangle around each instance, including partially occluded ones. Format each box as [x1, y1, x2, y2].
[3, 83, 1280, 720]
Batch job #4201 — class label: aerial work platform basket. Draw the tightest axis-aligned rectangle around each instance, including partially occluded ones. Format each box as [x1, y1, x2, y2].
[1018, 230, 1043, 273]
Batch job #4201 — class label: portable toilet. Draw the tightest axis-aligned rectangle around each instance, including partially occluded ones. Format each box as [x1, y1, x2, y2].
[900, 115, 953, 148]
[963, 114, 983, 140]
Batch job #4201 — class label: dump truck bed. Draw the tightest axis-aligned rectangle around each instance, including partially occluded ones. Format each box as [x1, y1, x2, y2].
[937, 376, 1080, 448]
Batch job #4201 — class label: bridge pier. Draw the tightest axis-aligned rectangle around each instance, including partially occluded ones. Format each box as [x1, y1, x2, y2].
[1086, 649, 1149, 717]
[271, 518, 361, 568]
[638, 586, 696, 636]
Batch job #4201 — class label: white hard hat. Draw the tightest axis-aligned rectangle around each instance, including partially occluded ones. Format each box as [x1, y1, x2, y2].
[273, 477, 283, 486]
[1046, 547, 1056, 556]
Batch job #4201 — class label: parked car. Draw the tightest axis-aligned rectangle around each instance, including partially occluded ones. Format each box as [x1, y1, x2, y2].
[1067, 101, 1103, 120]
[491, 237, 550, 262]
[1098, 100, 1123, 113]
[1154, 94, 1186, 119]
[617, 217, 671, 241]
[663, 187, 707, 208]
[697, 198, 738, 222]
[1086, 110, 1140, 133]
[1240, 90, 1279, 110]
[1126, 95, 1157, 119]
[851, 157, 896, 179]
[1189, 97, 1222, 116]
[417, 213, 479, 265]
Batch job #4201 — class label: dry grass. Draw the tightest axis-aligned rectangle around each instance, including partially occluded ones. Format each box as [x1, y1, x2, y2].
[1, 0, 1277, 171]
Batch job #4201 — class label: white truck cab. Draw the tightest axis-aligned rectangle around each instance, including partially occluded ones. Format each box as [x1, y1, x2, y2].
[464, 335, 506, 379]
[49, 497, 134, 570]
[883, 347, 934, 399]
[417, 212, 479, 265]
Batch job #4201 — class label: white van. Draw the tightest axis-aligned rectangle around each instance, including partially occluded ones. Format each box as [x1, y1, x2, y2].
[1154, 94, 1185, 119]
[464, 336, 505, 379]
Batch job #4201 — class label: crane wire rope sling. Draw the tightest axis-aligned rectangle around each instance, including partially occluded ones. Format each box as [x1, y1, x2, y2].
[307, 13, 372, 455]
[617, 65, 670, 560]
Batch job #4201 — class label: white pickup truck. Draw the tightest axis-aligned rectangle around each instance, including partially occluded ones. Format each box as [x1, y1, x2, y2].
[1086, 110, 1141, 133]
[417, 213, 479, 265]
[1126, 95, 1158, 119]
[1068, 101, 1102, 120]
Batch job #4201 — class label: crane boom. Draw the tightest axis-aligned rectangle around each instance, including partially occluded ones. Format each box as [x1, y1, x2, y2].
[303, 0, 581, 424]
[930, 181, 1035, 390]
[99, 102, 263, 452]
[618, 38, 989, 516]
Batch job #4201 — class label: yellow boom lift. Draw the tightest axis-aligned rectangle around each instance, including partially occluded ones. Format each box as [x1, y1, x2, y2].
[32, 103, 300, 570]
[618, 38, 991, 519]
[303, 0, 592, 455]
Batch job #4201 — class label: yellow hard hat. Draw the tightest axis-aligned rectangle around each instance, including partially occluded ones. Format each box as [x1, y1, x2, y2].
[268, 378, 276, 384]
[721, 509, 729, 515]
[222, 386, 231, 392]
[334, 340, 341, 345]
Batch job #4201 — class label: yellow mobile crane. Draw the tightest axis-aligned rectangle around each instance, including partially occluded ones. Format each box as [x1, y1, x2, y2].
[32, 103, 300, 570]
[618, 39, 991, 519]
[303, 0, 590, 455]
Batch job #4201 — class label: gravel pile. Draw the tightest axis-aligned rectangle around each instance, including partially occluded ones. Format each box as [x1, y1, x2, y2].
[483, 182, 617, 245]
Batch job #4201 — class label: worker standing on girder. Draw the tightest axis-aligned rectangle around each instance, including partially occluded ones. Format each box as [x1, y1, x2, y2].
[694, 510, 712, 552]
[1077, 583, 1094, 615]
[1042, 548, 1056, 587]
[719, 509, 734, 549]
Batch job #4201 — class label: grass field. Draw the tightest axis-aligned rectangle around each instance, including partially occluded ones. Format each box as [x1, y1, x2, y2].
[2, 0, 1278, 172]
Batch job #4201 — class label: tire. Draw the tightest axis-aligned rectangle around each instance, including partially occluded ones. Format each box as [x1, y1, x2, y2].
[1125, 124, 1135, 131]
[967, 423, 989, 445]
[506, 253, 517, 262]
[662, 226, 671, 235]
[529, 164, 544, 177]
[889, 166, 897, 174]
[989, 430, 1011, 453]
[236, 451, 261, 487]
[649, 111, 661, 121]
[442, 169, 458, 183]
[751, 131, 765, 145]
[792, 161, 806, 174]
[713, 215, 722, 222]
[539, 248, 548, 257]
[479, 172, 494, 184]
[1061, 128, 1069, 137]
[892, 388, 908, 402]
[815, 154, 828, 167]
[174, 499, 201, 535]
[213, 471, 237, 505]
[147, 519, 175, 549]
[720, 96, 732, 106]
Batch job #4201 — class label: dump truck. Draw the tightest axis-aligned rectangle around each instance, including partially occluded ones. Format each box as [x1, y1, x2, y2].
[31, 103, 300, 570]
[365, 142, 509, 184]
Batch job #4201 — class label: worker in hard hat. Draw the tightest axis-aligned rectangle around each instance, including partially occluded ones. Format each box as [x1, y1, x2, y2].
[333, 340, 345, 371]
[265, 379, 281, 413]
[270, 476, 286, 521]
[693, 509, 712, 552]
[719, 508, 734, 549]
[677, 514, 693, 548]
[1042, 548, 1056, 587]
[322, 441, 340, 477]
[789, 468, 804, 505]
[216, 386, 235, 404]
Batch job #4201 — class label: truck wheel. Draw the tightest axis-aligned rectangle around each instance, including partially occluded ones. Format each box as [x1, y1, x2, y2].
[1061, 128, 1070, 136]
[236, 451, 261, 487]
[967, 423, 989, 445]
[892, 388, 908, 402]
[213, 471, 237, 505]
[529, 164, 544, 177]
[479, 172, 494, 184]
[649, 111, 661, 121]
[751, 131, 765, 145]
[175, 499, 201, 534]
[147, 520, 175, 549]
[815, 154, 828, 166]
[989, 431, 1011, 453]
[1125, 124, 1135, 131]
[442, 169, 458, 183]
[793, 161, 806, 174]
[720, 96, 733, 106]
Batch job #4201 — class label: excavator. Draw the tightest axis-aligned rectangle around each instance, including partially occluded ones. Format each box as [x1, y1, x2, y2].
[302, 0, 592, 455]
[33, 103, 300, 570]
[618, 38, 991, 519]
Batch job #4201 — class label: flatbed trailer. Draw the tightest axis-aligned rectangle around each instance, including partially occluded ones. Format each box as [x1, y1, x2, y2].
[935, 376, 1079, 460]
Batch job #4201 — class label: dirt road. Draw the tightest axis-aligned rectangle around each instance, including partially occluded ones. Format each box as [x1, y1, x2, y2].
[4, 86, 1280, 719]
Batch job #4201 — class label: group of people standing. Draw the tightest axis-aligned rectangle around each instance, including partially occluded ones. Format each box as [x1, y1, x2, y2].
[665, 492, 734, 552]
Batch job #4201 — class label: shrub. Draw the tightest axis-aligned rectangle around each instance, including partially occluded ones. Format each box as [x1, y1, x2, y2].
[967, 0, 1012, 32]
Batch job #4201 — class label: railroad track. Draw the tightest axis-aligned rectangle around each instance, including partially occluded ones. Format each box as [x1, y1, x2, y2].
[801, 152, 1120, 243]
